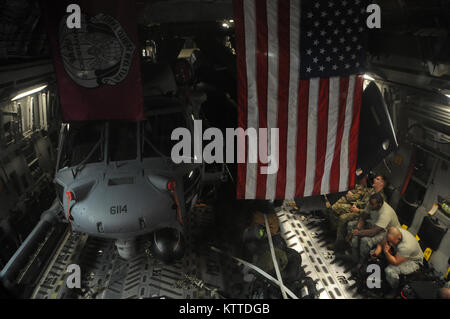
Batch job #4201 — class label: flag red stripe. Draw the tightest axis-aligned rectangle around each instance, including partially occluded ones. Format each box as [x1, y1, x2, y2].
[313, 78, 330, 195]
[275, 0, 290, 199]
[295, 79, 309, 197]
[348, 75, 363, 188]
[255, 0, 268, 199]
[233, 0, 248, 199]
[329, 77, 349, 193]
[235, 2, 365, 199]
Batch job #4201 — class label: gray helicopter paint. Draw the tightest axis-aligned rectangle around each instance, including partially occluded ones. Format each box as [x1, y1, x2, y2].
[54, 99, 203, 242]
[55, 158, 201, 239]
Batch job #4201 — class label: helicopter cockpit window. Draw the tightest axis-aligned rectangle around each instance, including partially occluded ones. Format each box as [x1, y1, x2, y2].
[108, 121, 138, 161]
[59, 122, 104, 169]
[142, 112, 187, 158]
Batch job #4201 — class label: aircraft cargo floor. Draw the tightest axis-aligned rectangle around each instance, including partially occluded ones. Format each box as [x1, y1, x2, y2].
[31, 203, 362, 299]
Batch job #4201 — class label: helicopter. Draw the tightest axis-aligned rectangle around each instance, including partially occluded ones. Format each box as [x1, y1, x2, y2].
[53, 72, 207, 261]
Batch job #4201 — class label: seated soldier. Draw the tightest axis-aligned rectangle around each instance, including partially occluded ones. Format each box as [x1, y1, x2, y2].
[327, 174, 387, 251]
[325, 174, 369, 229]
[342, 192, 400, 269]
[371, 226, 423, 297]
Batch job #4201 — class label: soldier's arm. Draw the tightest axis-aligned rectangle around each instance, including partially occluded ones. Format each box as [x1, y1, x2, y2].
[352, 205, 366, 215]
[352, 196, 369, 213]
[384, 245, 408, 266]
[355, 225, 383, 237]
[372, 241, 384, 257]
[356, 217, 365, 230]
[346, 190, 360, 202]
[358, 201, 369, 211]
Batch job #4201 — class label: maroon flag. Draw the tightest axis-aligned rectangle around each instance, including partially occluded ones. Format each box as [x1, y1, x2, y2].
[43, 0, 144, 121]
[234, 0, 366, 200]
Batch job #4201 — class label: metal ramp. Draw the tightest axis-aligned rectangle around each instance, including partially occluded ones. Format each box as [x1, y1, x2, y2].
[31, 205, 230, 299]
[277, 207, 361, 299]
[31, 202, 363, 299]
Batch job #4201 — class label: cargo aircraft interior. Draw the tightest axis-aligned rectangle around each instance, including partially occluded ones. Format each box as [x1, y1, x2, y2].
[0, 0, 449, 302]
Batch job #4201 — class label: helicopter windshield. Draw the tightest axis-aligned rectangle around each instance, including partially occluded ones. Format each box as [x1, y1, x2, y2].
[58, 122, 105, 169]
[56, 111, 188, 171]
[142, 111, 188, 158]
[108, 121, 138, 161]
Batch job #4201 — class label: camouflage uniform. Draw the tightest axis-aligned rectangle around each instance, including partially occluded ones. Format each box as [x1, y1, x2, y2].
[326, 184, 368, 231]
[325, 184, 369, 241]
[355, 188, 386, 214]
[332, 184, 369, 215]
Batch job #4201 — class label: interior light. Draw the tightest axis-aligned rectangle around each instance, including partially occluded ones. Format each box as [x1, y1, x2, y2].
[363, 74, 375, 82]
[222, 23, 230, 29]
[382, 139, 390, 151]
[11, 85, 48, 101]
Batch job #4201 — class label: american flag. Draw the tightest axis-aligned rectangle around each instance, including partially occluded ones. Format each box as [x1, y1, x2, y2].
[234, 0, 368, 200]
